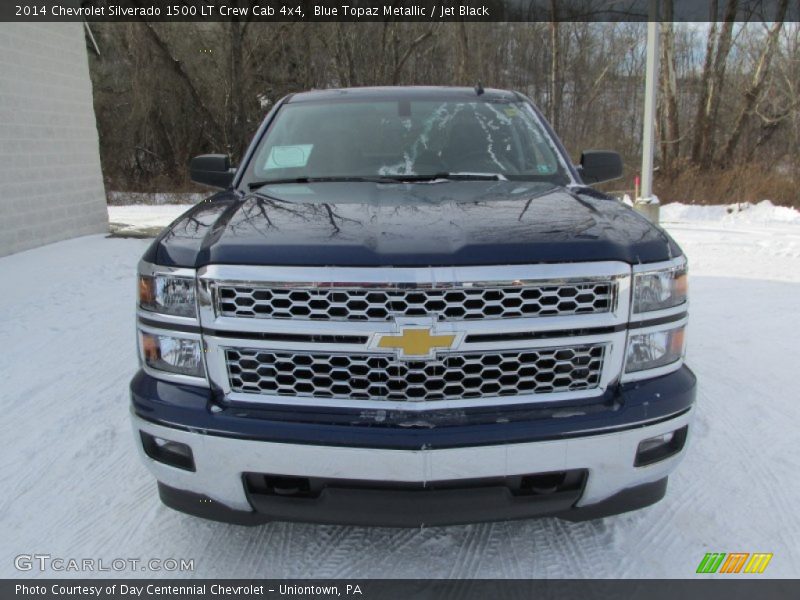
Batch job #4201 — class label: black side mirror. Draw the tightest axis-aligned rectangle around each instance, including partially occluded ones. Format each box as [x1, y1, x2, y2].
[579, 150, 623, 184]
[190, 154, 235, 189]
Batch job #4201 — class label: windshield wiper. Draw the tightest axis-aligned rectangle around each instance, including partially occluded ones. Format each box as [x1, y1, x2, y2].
[440, 172, 507, 181]
[248, 172, 507, 189]
[369, 172, 508, 182]
[248, 176, 397, 189]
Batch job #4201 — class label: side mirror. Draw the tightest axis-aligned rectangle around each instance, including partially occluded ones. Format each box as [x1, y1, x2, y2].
[190, 154, 235, 189]
[579, 150, 623, 184]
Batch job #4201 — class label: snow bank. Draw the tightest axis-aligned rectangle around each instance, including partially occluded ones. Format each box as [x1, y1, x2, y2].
[107, 191, 205, 205]
[108, 204, 194, 232]
[661, 200, 800, 226]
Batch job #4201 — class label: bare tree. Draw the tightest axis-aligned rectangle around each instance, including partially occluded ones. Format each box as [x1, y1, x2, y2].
[691, 0, 739, 168]
[719, 0, 789, 165]
[548, 6, 561, 130]
[659, 0, 681, 174]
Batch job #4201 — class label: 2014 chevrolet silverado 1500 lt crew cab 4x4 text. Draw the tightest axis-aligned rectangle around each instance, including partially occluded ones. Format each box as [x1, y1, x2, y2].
[131, 87, 695, 527]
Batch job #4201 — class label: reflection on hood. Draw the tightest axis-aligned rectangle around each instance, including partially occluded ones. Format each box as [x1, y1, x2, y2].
[147, 181, 678, 268]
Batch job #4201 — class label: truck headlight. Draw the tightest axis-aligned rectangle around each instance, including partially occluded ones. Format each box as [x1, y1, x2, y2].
[625, 325, 685, 373]
[140, 332, 204, 377]
[632, 263, 687, 313]
[139, 275, 197, 317]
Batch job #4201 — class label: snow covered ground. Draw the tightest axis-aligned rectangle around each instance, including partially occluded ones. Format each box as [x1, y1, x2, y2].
[2, 201, 799, 579]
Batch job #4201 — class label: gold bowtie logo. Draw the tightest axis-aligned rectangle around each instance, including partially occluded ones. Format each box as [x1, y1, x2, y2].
[377, 328, 456, 359]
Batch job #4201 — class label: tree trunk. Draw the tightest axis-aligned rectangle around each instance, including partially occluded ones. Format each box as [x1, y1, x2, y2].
[456, 20, 470, 84]
[659, 2, 681, 174]
[718, 0, 788, 166]
[548, 3, 561, 130]
[690, 1, 719, 164]
[693, 0, 739, 169]
[227, 14, 247, 161]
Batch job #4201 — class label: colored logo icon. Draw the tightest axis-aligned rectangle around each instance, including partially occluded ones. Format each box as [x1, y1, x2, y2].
[696, 552, 773, 574]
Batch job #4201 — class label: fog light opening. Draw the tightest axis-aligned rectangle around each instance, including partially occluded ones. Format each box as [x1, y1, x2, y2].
[140, 431, 195, 471]
[520, 472, 567, 495]
[635, 425, 688, 467]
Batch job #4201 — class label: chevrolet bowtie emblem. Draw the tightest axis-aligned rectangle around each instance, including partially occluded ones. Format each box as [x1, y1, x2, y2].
[377, 328, 457, 359]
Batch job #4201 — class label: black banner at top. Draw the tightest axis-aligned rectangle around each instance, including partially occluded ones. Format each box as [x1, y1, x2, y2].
[2, 0, 799, 23]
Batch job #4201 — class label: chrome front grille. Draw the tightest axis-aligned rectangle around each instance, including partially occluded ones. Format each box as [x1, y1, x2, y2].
[225, 344, 606, 402]
[215, 281, 616, 322]
[200, 263, 631, 409]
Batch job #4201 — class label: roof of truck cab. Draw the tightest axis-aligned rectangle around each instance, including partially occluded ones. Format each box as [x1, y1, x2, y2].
[286, 86, 521, 103]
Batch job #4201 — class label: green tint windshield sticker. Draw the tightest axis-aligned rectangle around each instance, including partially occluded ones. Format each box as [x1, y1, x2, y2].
[264, 144, 313, 169]
[264, 185, 315, 195]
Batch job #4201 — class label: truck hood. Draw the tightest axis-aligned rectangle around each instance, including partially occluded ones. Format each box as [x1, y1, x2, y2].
[146, 181, 682, 267]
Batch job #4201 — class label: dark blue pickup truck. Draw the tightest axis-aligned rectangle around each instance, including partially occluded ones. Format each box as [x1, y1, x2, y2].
[131, 86, 694, 526]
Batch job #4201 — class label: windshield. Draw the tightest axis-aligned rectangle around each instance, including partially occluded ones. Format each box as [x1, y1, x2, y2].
[242, 98, 572, 187]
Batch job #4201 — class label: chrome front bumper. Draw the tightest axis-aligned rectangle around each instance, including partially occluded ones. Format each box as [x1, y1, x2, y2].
[132, 406, 692, 524]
